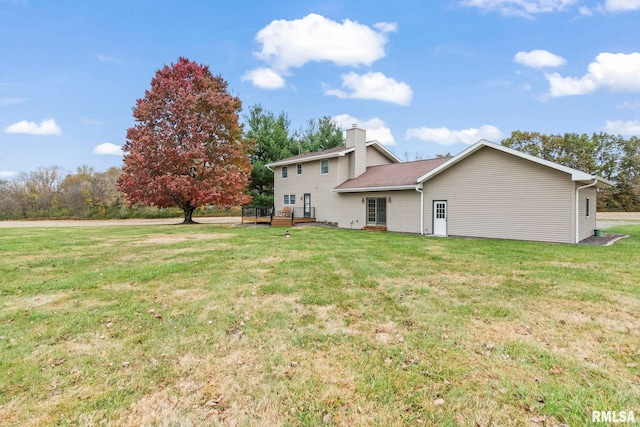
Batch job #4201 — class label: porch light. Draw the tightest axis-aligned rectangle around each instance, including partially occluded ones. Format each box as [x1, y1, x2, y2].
[361, 198, 365, 203]
[388, 197, 392, 203]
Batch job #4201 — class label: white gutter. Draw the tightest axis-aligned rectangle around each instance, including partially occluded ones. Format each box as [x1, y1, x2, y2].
[266, 165, 274, 172]
[333, 185, 418, 193]
[416, 185, 424, 235]
[575, 178, 598, 244]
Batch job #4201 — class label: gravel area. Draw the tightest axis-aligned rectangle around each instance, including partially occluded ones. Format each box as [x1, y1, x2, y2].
[579, 233, 628, 246]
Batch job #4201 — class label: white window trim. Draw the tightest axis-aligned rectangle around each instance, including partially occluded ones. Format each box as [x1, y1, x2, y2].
[320, 160, 329, 175]
[586, 198, 590, 218]
[282, 166, 288, 179]
[296, 163, 302, 175]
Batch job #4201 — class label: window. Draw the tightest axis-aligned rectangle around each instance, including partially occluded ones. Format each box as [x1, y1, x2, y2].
[366, 197, 387, 225]
[586, 198, 590, 218]
[283, 194, 296, 205]
[281, 166, 288, 179]
[320, 160, 329, 175]
[296, 164, 302, 175]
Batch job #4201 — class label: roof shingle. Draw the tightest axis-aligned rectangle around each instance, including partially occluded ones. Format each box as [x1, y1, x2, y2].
[334, 157, 451, 191]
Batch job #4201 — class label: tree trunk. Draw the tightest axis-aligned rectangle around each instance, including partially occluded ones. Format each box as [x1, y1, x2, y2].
[182, 205, 198, 224]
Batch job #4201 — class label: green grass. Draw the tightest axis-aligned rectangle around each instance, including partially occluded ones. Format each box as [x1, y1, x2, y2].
[1, 224, 639, 426]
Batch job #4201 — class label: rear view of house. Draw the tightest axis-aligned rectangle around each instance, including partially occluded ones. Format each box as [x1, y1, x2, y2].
[267, 125, 611, 244]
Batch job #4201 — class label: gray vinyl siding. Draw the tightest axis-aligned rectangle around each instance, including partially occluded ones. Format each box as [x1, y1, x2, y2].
[366, 147, 394, 167]
[423, 146, 574, 243]
[578, 186, 597, 241]
[274, 157, 347, 222]
[332, 191, 421, 231]
[386, 191, 421, 233]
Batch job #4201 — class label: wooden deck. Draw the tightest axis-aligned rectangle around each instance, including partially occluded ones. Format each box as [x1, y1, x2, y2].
[242, 216, 317, 226]
[293, 217, 317, 224]
[271, 217, 317, 226]
[363, 225, 387, 232]
[271, 217, 292, 227]
[242, 216, 271, 224]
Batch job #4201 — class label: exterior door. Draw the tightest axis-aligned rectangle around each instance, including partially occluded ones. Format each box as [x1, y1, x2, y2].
[433, 201, 447, 236]
[303, 193, 311, 218]
[367, 198, 387, 225]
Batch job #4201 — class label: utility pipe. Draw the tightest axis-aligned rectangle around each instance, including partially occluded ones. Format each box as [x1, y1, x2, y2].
[416, 185, 424, 235]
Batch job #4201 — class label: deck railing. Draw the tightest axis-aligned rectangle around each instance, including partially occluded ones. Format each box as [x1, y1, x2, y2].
[241, 206, 273, 223]
[292, 207, 315, 219]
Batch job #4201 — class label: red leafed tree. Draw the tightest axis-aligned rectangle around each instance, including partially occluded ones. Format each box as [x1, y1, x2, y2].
[118, 57, 253, 223]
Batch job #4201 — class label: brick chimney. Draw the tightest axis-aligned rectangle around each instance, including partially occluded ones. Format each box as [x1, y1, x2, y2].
[345, 124, 366, 178]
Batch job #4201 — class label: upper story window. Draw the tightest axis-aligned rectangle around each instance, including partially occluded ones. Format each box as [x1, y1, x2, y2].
[296, 164, 302, 175]
[320, 160, 329, 175]
[281, 166, 288, 179]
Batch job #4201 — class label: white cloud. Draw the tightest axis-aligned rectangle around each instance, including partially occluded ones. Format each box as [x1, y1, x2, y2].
[406, 125, 504, 146]
[579, 6, 594, 15]
[460, 0, 578, 17]
[618, 100, 640, 110]
[546, 52, 640, 97]
[92, 142, 123, 155]
[4, 118, 62, 136]
[604, 120, 640, 135]
[332, 114, 396, 145]
[514, 50, 566, 68]
[606, 0, 640, 12]
[0, 171, 16, 178]
[324, 72, 413, 106]
[253, 13, 395, 72]
[241, 67, 286, 89]
[0, 97, 26, 106]
[97, 54, 121, 63]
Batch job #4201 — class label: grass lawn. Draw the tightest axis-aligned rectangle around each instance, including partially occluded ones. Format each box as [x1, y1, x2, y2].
[1, 224, 638, 426]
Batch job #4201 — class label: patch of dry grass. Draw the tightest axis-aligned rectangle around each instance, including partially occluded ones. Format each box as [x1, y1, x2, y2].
[0, 224, 638, 426]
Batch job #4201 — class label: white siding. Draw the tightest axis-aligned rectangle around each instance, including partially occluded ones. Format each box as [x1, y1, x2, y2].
[366, 147, 393, 167]
[331, 191, 421, 232]
[274, 156, 353, 223]
[422, 146, 574, 243]
[578, 186, 597, 241]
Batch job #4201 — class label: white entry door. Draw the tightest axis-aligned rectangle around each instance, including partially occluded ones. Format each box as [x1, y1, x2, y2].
[433, 201, 447, 236]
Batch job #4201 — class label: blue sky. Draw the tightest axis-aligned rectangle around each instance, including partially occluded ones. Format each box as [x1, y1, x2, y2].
[1, 0, 640, 178]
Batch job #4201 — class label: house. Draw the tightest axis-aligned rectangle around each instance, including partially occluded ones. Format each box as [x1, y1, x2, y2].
[266, 125, 612, 244]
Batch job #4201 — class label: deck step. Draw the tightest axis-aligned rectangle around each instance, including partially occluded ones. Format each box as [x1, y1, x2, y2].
[363, 225, 387, 232]
[271, 217, 293, 227]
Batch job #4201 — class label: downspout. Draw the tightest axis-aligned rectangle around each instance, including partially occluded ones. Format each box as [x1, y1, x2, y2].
[416, 185, 424, 235]
[575, 178, 598, 244]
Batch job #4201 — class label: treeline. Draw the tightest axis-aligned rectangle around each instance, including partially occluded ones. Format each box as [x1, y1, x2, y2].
[0, 105, 345, 220]
[0, 166, 236, 220]
[502, 131, 640, 211]
[2, 128, 638, 220]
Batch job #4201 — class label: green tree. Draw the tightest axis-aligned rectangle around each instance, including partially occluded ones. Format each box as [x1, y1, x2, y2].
[244, 105, 295, 207]
[299, 116, 344, 152]
[502, 131, 640, 211]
